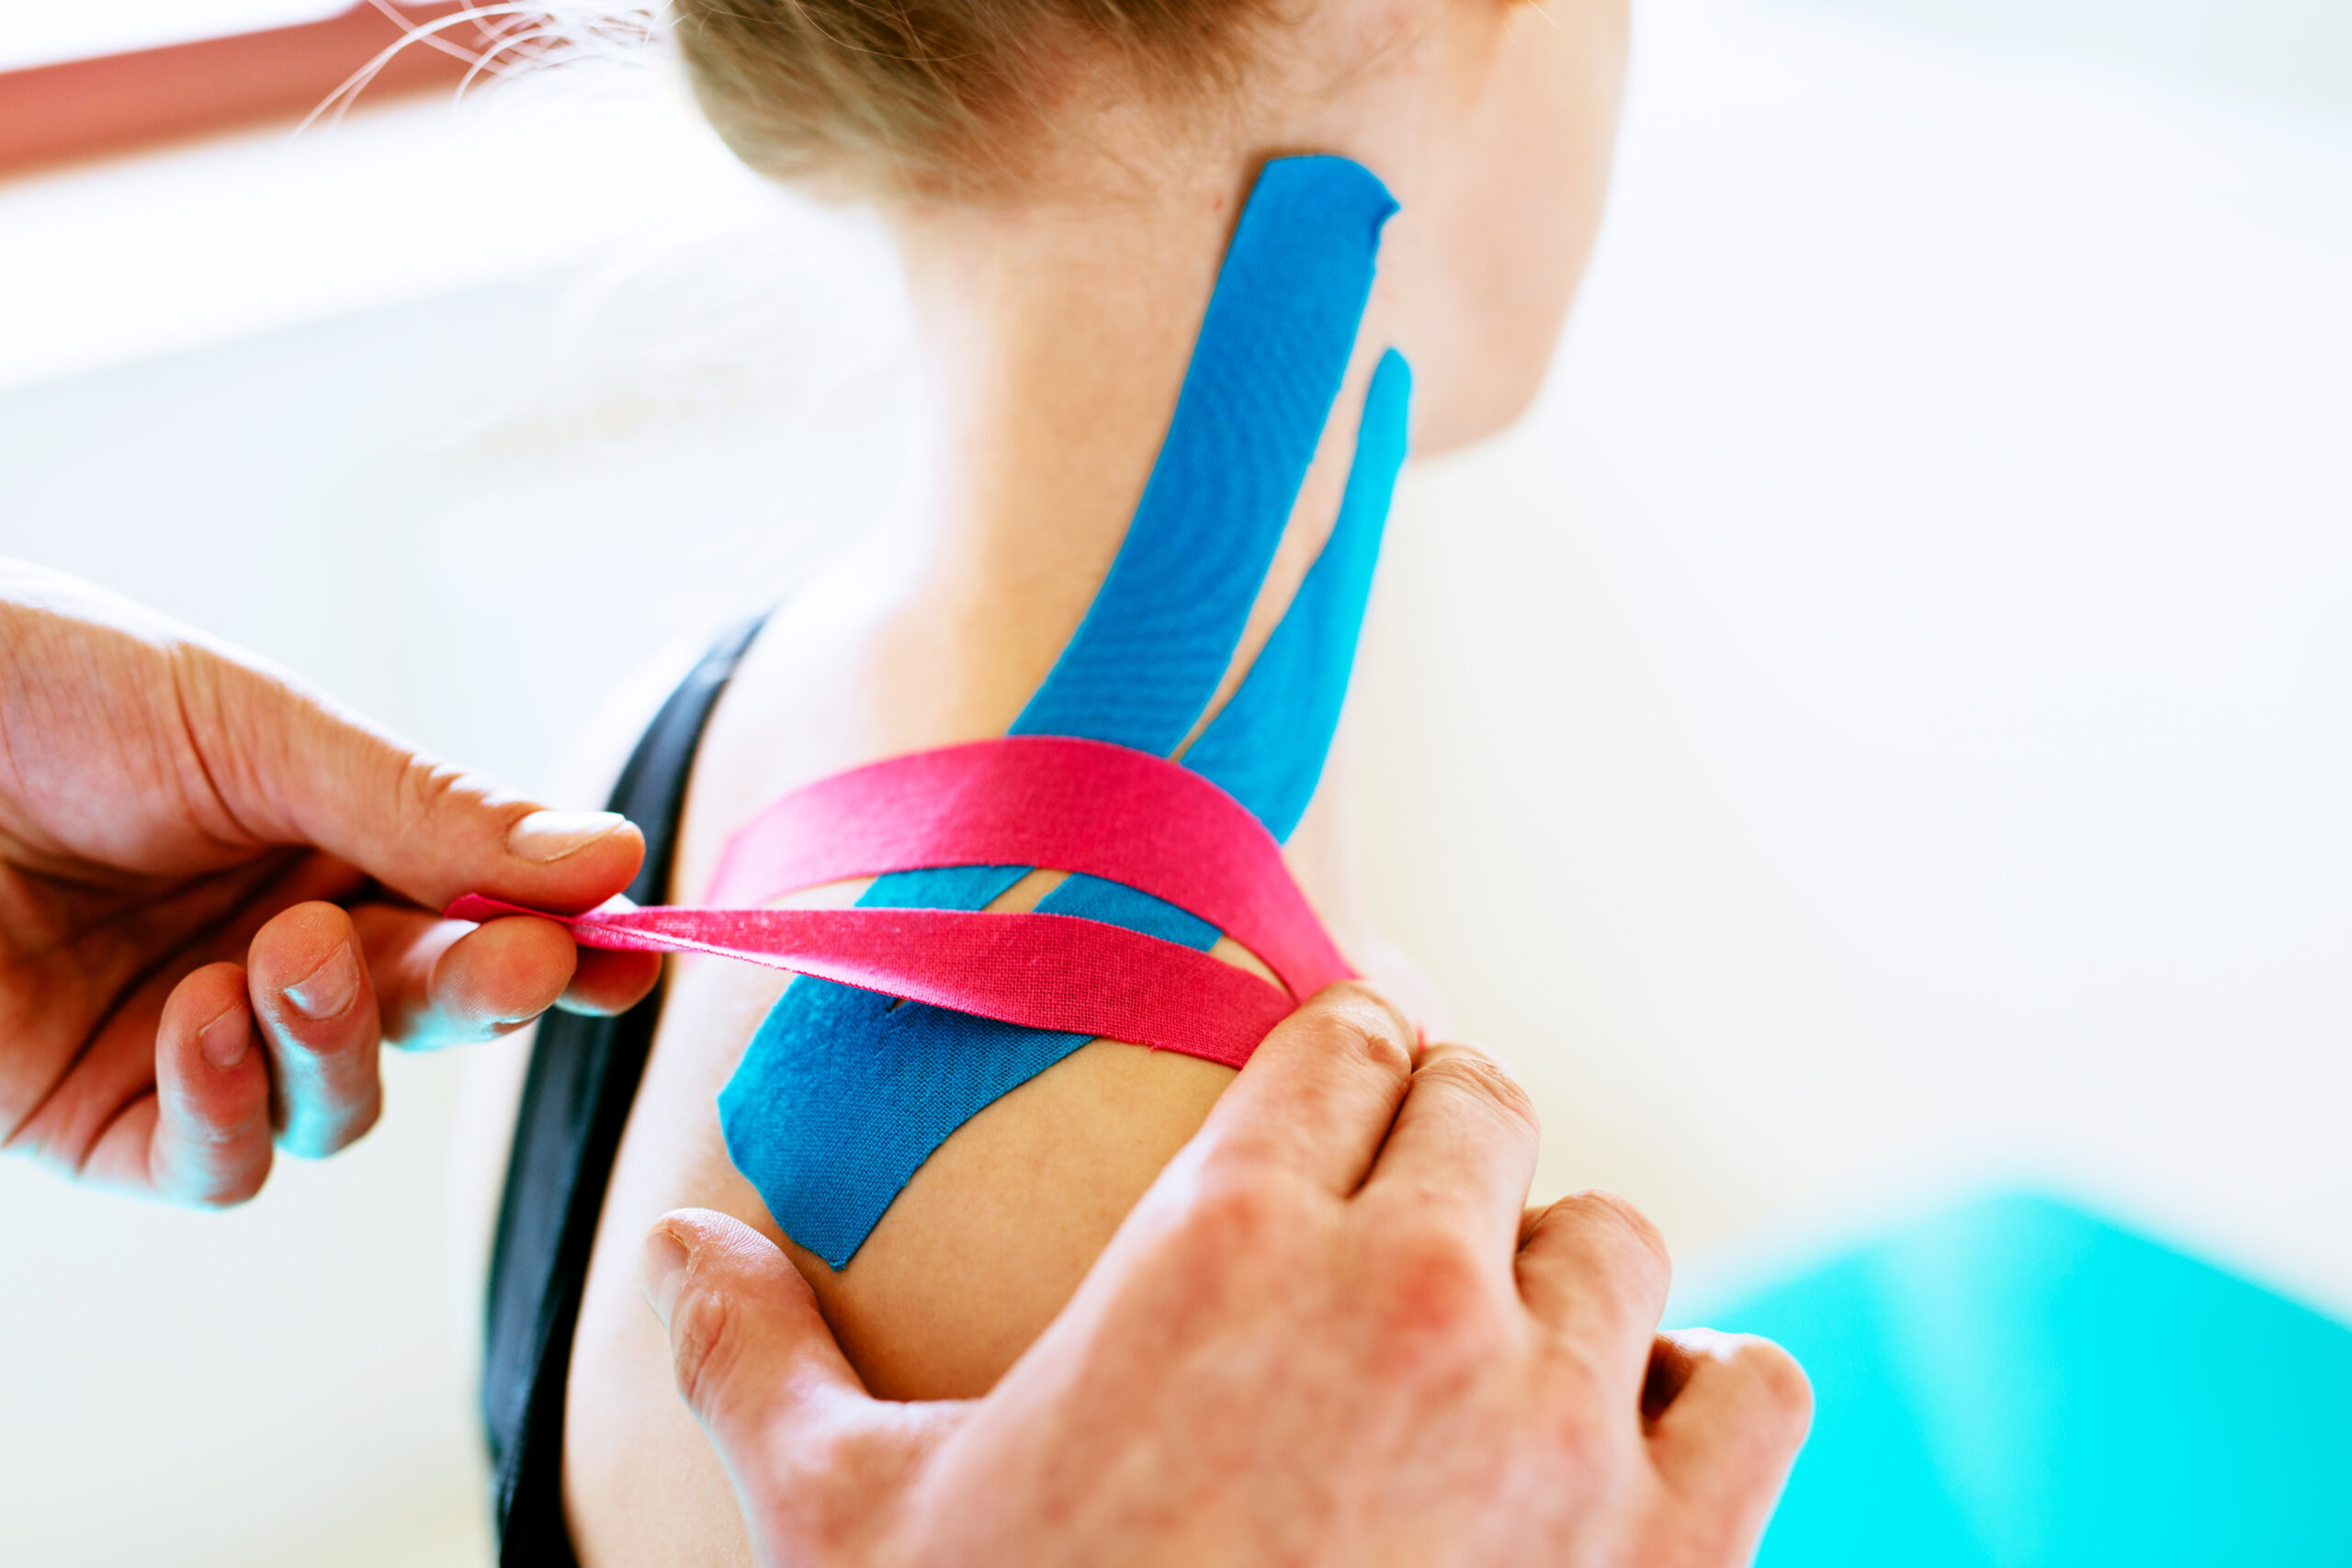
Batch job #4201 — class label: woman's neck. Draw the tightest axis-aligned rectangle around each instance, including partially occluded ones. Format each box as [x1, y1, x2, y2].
[879, 175, 1384, 737]
[701, 172, 1394, 955]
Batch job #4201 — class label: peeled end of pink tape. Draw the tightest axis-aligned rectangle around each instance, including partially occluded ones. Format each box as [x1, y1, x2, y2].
[442, 891, 1296, 1069]
[447, 893, 522, 923]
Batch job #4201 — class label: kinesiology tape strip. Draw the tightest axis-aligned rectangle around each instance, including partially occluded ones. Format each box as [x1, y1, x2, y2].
[727, 159, 1405, 1269]
[729, 155, 1407, 1268]
[445, 738, 1356, 1066]
[462, 897, 1302, 1067]
[460, 155, 1412, 1269]
[704, 738, 1353, 993]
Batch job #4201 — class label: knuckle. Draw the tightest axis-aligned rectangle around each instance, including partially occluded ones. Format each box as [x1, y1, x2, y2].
[1533, 1351, 1617, 1464]
[1559, 1188, 1672, 1275]
[1552, 1411, 1619, 1479]
[393, 753, 473, 826]
[272, 1017, 367, 1068]
[389, 753, 517, 863]
[1304, 984, 1415, 1084]
[1142, 1170, 1328, 1331]
[666, 1275, 744, 1415]
[1373, 1226, 1506, 1360]
[1415, 1049, 1539, 1135]
[1176, 1174, 1300, 1261]
[268, 1056, 382, 1158]
[163, 1130, 271, 1208]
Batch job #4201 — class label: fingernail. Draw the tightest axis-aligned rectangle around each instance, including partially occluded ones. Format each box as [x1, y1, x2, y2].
[282, 942, 362, 1021]
[642, 1224, 691, 1328]
[199, 1006, 250, 1072]
[507, 810, 628, 864]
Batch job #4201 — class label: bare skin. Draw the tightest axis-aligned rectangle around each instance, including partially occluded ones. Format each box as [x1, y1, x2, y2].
[447, 0, 1636, 1560]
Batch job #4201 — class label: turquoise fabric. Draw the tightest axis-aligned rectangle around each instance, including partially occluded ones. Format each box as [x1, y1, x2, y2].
[1702, 1193, 2352, 1566]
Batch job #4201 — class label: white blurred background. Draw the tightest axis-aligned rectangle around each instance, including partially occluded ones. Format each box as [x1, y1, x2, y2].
[3, 1, 2348, 1562]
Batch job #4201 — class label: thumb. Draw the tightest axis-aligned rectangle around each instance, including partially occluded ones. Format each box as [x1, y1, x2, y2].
[195, 644, 642, 913]
[642, 1209, 875, 1475]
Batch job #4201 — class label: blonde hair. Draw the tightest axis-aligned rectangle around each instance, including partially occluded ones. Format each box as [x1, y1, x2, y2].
[667, 0, 1272, 193]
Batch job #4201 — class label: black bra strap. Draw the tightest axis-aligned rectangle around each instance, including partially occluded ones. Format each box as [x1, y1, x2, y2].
[481, 615, 766, 1564]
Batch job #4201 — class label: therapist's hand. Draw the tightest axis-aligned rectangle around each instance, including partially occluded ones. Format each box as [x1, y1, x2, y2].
[0, 562, 661, 1204]
[644, 988, 1812, 1567]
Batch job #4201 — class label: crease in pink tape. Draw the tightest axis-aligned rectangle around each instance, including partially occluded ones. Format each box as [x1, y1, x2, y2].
[447, 736, 1354, 1071]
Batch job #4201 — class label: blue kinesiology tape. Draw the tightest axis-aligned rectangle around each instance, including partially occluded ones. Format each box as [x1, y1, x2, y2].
[718, 156, 1408, 1269]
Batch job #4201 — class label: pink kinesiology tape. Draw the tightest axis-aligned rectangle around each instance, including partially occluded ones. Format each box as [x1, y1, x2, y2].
[447, 737, 1355, 1070]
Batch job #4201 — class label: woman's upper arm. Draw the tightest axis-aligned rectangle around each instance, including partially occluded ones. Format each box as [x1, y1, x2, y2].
[439, 626, 720, 1381]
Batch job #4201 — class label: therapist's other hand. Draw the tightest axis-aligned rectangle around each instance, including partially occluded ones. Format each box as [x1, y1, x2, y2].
[644, 987, 1812, 1567]
[0, 562, 661, 1204]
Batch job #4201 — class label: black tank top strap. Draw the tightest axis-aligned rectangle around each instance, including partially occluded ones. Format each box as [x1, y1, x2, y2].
[481, 614, 767, 1565]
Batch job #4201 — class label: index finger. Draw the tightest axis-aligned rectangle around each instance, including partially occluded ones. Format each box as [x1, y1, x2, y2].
[1183, 983, 1416, 1196]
